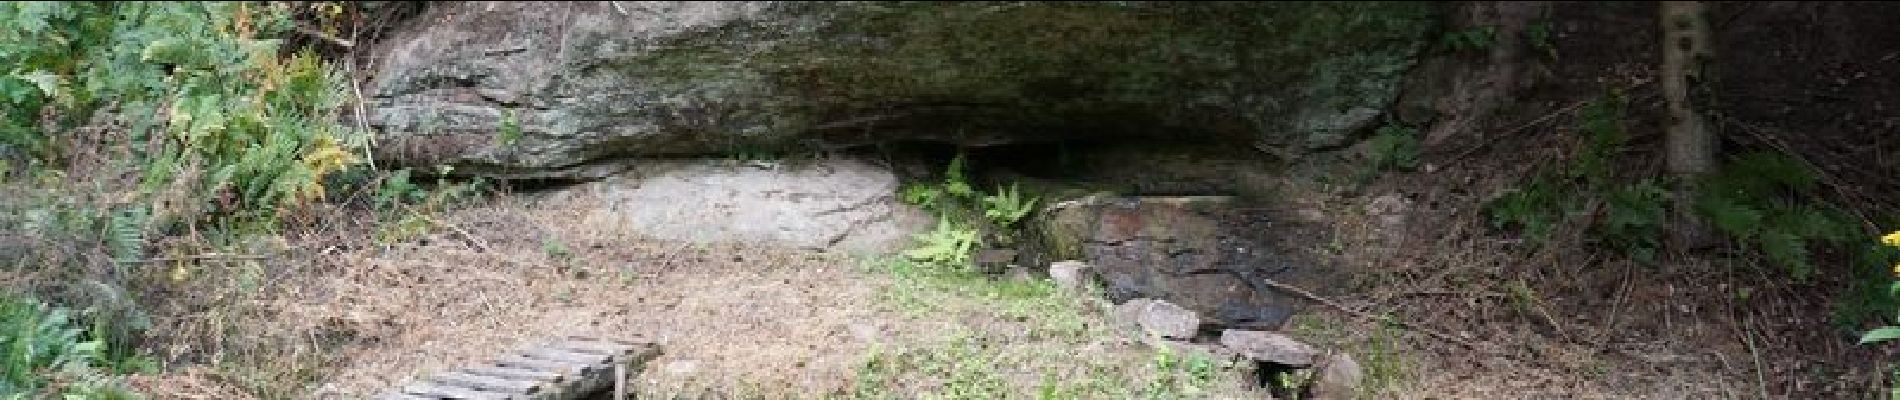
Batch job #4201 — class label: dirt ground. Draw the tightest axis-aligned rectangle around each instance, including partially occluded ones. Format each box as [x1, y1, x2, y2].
[118, 187, 1271, 399]
[116, 176, 1786, 399]
[104, 3, 1898, 398]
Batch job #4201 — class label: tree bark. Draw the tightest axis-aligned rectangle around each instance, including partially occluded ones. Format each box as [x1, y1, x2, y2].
[1660, 1, 1716, 249]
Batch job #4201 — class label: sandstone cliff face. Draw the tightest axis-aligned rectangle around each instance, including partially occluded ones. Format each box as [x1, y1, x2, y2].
[365, 1, 1439, 177]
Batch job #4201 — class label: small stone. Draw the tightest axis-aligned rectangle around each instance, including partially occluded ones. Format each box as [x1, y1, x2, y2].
[1137, 299, 1201, 339]
[1219, 330, 1319, 366]
[1048, 260, 1095, 291]
[1311, 353, 1363, 400]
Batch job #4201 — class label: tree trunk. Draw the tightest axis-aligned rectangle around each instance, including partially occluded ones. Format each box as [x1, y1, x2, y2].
[1660, 1, 1717, 249]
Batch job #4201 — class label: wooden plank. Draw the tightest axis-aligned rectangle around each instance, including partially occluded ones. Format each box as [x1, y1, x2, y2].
[463, 366, 565, 383]
[400, 381, 515, 400]
[494, 356, 592, 375]
[383, 337, 661, 400]
[564, 335, 646, 347]
[550, 340, 635, 357]
[520, 348, 612, 365]
[429, 371, 543, 395]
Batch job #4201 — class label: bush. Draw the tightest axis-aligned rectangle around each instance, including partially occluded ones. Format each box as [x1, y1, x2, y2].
[1, 2, 365, 228]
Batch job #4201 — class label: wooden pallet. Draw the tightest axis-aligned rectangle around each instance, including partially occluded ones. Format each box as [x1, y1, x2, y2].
[378, 336, 661, 400]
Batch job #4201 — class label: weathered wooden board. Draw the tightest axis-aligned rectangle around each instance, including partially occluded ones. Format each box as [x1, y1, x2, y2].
[378, 336, 661, 400]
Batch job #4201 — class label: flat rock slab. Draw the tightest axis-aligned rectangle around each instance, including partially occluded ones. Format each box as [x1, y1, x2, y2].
[532, 158, 931, 255]
[1219, 330, 1318, 367]
[379, 336, 661, 400]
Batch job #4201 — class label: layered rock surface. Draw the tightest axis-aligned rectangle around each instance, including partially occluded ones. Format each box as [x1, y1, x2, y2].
[366, 1, 1438, 177]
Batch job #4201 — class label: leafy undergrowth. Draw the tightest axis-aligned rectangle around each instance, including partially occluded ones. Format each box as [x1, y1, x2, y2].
[1273, 85, 1900, 397]
[0, 293, 142, 399]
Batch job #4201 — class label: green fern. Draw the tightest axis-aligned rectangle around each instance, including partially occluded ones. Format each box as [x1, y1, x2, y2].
[1597, 181, 1666, 261]
[904, 217, 981, 271]
[981, 182, 1038, 229]
[0, 294, 137, 398]
[1759, 230, 1811, 280]
[1696, 195, 1764, 240]
[1487, 175, 1565, 242]
[107, 206, 148, 262]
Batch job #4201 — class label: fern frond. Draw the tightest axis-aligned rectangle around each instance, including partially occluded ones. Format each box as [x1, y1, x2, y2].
[106, 207, 148, 262]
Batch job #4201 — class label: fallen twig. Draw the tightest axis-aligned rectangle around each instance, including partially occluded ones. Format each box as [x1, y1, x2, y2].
[116, 253, 269, 264]
[1445, 86, 1658, 164]
[424, 215, 493, 253]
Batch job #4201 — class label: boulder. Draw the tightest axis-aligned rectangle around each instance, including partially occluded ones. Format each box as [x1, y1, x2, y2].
[530, 157, 931, 254]
[1034, 195, 1329, 331]
[1218, 330, 1319, 366]
[366, 1, 1439, 177]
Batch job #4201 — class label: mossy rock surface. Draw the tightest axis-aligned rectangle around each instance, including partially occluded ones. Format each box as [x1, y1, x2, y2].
[368, 1, 1439, 177]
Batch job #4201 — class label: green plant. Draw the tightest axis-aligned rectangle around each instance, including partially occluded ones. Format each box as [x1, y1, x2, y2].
[982, 182, 1038, 230]
[1596, 180, 1667, 262]
[1861, 232, 1900, 344]
[2, 2, 365, 224]
[0, 293, 139, 398]
[846, 333, 1008, 400]
[1366, 124, 1420, 172]
[1861, 232, 1900, 399]
[1487, 94, 1665, 260]
[1487, 174, 1569, 242]
[1138, 347, 1220, 399]
[496, 108, 522, 146]
[901, 153, 978, 215]
[899, 152, 1041, 271]
[904, 217, 981, 271]
[1693, 151, 1859, 281]
[106, 206, 150, 263]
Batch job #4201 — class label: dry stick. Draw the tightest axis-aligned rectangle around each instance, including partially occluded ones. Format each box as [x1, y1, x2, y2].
[1446, 88, 1659, 163]
[116, 253, 269, 264]
[423, 215, 493, 253]
[1254, 276, 1479, 350]
[346, 20, 376, 171]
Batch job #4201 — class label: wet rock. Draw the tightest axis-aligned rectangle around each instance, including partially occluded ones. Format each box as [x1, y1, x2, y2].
[1047, 260, 1095, 291]
[1310, 353, 1363, 400]
[1033, 195, 1325, 331]
[1219, 330, 1319, 366]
